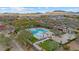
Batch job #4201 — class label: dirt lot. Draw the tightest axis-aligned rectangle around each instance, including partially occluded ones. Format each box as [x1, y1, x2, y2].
[67, 40, 79, 51]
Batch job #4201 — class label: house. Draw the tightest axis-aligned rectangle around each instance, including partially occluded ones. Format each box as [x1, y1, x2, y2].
[0, 24, 6, 31]
[36, 20, 44, 23]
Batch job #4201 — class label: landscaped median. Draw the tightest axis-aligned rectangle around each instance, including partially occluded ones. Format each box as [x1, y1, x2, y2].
[16, 30, 38, 45]
[15, 30, 38, 50]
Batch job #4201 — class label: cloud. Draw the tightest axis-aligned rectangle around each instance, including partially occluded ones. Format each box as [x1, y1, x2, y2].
[66, 8, 79, 12]
[8, 7, 33, 13]
[14, 7, 25, 11]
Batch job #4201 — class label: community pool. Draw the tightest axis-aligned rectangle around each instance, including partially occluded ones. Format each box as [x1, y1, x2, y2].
[30, 28, 48, 34]
[29, 28, 51, 39]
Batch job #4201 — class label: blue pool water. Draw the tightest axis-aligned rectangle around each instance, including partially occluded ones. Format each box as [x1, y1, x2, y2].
[30, 28, 48, 34]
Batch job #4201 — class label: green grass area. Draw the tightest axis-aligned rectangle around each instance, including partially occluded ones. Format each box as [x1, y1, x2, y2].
[28, 36, 37, 43]
[39, 40, 59, 51]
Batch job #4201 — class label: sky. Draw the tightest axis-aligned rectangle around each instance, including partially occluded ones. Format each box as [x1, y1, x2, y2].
[0, 7, 79, 13]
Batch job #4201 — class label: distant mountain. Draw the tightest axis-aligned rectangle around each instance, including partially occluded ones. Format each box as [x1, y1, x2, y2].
[53, 10, 66, 12]
[46, 11, 66, 15]
[44, 10, 79, 15]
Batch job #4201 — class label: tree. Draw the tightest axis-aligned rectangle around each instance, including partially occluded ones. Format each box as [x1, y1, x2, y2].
[12, 19, 39, 30]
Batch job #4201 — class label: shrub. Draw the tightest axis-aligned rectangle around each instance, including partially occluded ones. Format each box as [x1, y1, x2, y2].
[63, 45, 70, 50]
